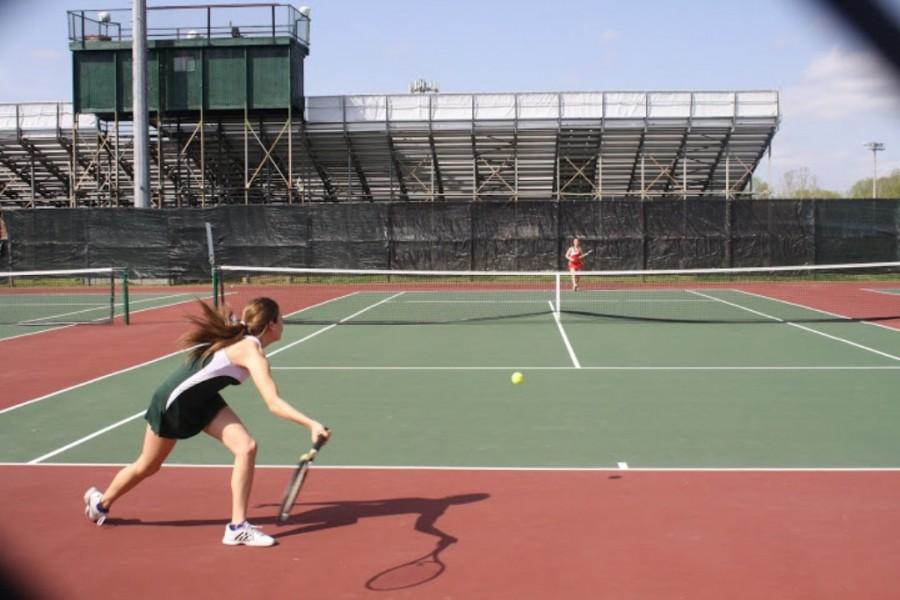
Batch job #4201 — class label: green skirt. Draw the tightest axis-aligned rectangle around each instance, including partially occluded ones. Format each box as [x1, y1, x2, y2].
[145, 392, 227, 440]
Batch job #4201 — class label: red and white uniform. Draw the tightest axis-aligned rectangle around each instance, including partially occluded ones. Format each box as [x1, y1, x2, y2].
[566, 248, 583, 271]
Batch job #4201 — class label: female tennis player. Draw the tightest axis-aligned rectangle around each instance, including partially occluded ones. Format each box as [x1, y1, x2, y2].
[83, 297, 330, 547]
[565, 237, 586, 291]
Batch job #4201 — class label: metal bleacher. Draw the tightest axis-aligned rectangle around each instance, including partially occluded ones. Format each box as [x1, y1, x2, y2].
[0, 90, 779, 207]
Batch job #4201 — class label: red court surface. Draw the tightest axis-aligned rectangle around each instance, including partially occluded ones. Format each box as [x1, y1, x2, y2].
[2, 466, 899, 599]
[0, 286, 366, 408]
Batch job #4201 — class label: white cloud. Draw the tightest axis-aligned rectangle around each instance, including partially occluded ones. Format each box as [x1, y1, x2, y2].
[781, 47, 900, 120]
[29, 48, 62, 62]
[597, 29, 619, 45]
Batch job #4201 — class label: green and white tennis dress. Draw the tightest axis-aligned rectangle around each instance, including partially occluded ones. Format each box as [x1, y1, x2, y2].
[145, 337, 260, 439]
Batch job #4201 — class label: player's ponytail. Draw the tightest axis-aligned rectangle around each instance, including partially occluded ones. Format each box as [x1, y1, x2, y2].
[179, 297, 281, 361]
[179, 301, 247, 361]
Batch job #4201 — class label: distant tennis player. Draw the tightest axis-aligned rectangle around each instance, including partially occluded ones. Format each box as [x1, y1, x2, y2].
[565, 237, 587, 291]
[83, 297, 330, 547]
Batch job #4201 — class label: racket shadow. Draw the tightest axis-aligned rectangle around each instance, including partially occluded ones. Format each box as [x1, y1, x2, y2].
[267, 492, 489, 590]
[365, 536, 455, 592]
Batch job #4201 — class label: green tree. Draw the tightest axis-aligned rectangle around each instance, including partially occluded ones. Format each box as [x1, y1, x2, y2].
[778, 167, 841, 199]
[847, 169, 900, 198]
[751, 176, 772, 198]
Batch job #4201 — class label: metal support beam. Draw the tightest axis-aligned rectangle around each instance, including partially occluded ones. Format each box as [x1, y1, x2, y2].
[342, 129, 372, 201]
[0, 149, 52, 199]
[702, 126, 734, 194]
[625, 128, 648, 198]
[384, 123, 409, 201]
[427, 131, 444, 200]
[298, 120, 338, 201]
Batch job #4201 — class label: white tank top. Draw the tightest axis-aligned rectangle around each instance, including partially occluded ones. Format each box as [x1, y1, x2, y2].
[164, 336, 262, 410]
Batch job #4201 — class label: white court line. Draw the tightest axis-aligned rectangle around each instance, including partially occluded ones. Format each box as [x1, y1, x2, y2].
[862, 288, 900, 296]
[4, 462, 900, 472]
[282, 291, 359, 318]
[5, 302, 107, 307]
[0, 347, 187, 415]
[0, 293, 109, 299]
[271, 365, 900, 371]
[122, 291, 225, 317]
[734, 288, 900, 334]
[0, 323, 78, 342]
[0, 292, 211, 344]
[12, 293, 185, 324]
[401, 299, 548, 304]
[689, 289, 900, 361]
[401, 298, 713, 304]
[20, 291, 403, 463]
[24, 291, 211, 324]
[29, 411, 146, 464]
[268, 291, 401, 357]
[550, 300, 581, 368]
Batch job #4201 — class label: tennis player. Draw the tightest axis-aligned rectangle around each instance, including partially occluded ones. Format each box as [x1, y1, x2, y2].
[565, 237, 585, 291]
[83, 297, 330, 547]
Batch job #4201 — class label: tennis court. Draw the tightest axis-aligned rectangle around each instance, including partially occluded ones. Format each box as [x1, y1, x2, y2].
[1, 265, 899, 599]
[0, 268, 220, 341]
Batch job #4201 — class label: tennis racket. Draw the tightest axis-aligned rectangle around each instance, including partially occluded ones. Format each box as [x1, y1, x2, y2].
[277, 430, 329, 523]
[579, 249, 593, 258]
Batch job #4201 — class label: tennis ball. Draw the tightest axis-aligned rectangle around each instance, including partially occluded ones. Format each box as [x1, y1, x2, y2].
[511, 371, 524, 385]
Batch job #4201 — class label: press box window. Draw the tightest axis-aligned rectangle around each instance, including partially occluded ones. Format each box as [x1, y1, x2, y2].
[174, 56, 195, 72]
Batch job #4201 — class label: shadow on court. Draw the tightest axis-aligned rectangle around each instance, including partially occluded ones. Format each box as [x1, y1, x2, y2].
[271, 492, 489, 539]
[104, 493, 489, 590]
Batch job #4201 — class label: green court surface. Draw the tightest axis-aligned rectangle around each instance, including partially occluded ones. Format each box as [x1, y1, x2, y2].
[2, 287, 898, 471]
[0, 290, 214, 339]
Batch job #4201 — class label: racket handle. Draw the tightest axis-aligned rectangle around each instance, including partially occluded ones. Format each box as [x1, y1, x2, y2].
[313, 427, 330, 451]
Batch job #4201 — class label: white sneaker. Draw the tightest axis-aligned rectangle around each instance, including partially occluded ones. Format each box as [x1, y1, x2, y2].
[83, 486, 108, 525]
[222, 522, 276, 547]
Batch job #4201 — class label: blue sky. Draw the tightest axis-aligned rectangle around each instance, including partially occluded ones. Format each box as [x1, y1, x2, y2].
[1, 0, 899, 194]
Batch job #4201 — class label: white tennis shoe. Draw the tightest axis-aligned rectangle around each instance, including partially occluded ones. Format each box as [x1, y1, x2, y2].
[83, 486, 108, 526]
[222, 521, 276, 547]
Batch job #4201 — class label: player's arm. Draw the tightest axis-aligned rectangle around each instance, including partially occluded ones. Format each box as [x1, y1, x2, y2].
[229, 340, 328, 442]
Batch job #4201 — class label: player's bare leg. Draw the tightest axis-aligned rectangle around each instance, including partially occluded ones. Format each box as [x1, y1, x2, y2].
[205, 407, 274, 546]
[85, 426, 176, 525]
[204, 406, 257, 524]
[102, 426, 176, 508]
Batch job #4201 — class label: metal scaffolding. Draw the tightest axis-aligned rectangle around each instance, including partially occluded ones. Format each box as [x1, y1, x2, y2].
[0, 90, 779, 208]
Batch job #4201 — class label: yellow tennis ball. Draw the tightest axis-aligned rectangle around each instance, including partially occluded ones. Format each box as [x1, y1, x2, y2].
[511, 371, 524, 385]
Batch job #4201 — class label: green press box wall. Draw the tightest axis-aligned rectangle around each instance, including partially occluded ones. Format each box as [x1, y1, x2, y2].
[72, 38, 306, 115]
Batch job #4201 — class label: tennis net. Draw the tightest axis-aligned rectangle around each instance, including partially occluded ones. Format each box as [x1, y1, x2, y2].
[0, 267, 124, 325]
[216, 262, 900, 326]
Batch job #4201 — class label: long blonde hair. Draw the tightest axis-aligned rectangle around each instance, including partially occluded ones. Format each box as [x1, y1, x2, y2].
[179, 297, 280, 361]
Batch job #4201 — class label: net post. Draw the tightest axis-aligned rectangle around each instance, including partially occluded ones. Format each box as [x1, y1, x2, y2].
[212, 267, 220, 309]
[554, 272, 561, 316]
[121, 268, 130, 325]
[109, 268, 116, 324]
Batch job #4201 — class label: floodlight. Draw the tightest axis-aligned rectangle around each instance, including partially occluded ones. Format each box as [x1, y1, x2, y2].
[299, 6, 311, 17]
[864, 142, 885, 198]
[98, 11, 111, 23]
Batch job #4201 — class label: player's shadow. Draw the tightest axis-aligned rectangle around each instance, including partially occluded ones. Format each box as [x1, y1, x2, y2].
[268, 492, 489, 541]
[107, 492, 489, 541]
[272, 493, 489, 591]
[106, 493, 488, 591]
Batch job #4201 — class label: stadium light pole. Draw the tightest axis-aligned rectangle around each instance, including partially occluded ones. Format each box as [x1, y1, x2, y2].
[133, 0, 150, 208]
[863, 141, 884, 198]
